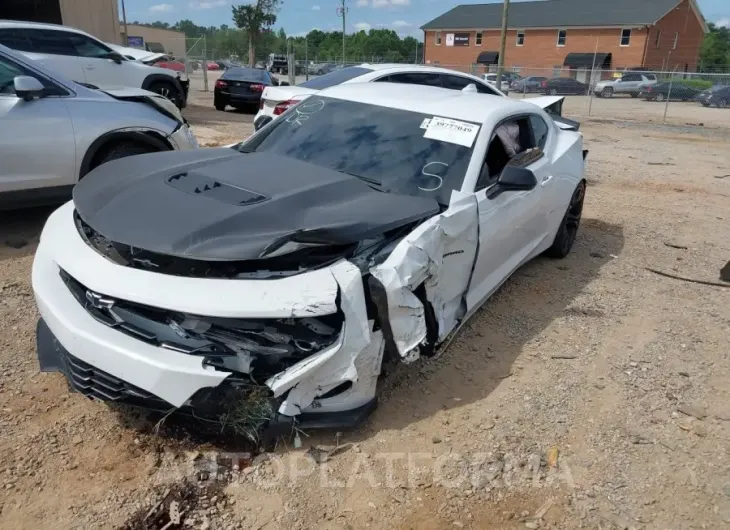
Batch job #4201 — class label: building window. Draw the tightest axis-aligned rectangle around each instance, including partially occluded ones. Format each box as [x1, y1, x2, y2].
[620, 28, 631, 46]
[673, 32, 678, 49]
[512, 66, 521, 73]
[476, 31, 482, 46]
[435, 31, 441, 45]
[655, 29, 661, 48]
[516, 30, 525, 46]
[557, 29, 567, 47]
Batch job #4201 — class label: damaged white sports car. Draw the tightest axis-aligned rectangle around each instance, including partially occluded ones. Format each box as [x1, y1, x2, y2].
[32, 83, 587, 438]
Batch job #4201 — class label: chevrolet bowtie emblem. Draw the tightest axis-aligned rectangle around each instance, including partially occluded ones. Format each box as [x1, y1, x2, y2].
[85, 290, 115, 310]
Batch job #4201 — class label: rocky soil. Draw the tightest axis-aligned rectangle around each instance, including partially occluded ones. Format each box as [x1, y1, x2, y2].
[1, 99, 729, 529]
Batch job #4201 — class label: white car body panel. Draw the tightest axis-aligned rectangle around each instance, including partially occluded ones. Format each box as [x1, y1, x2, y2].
[32, 83, 586, 428]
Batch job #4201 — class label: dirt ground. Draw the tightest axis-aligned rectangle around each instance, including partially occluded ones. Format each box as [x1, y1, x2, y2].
[1, 88, 729, 530]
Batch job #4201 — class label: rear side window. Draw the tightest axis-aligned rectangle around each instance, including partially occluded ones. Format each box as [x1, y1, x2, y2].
[529, 115, 549, 149]
[385, 72, 441, 87]
[298, 66, 373, 89]
[0, 29, 35, 52]
[644, 74, 657, 80]
[442, 74, 498, 95]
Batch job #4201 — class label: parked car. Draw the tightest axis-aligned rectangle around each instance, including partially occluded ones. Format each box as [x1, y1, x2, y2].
[696, 85, 730, 108]
[482, 73, 510, 93]
[206, 61, 220, 71]
[0, 44, 198, 210]
[541, 77, 589, 95]
[639, 82, 701, 102]
[512, 76, 547, 93]
[32, 81, 587, 438]
[214, 67, 285, 112]
[594, 73, 657, 98]
[255, 64, 506, 130]
[0, 21, 189, 108]
[312, 63, 337, 75]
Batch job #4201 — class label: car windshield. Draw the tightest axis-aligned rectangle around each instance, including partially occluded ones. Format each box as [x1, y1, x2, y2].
[239, 96, 475, 205]
[298, 66, 373, 89]
[223, 67, 268, 81]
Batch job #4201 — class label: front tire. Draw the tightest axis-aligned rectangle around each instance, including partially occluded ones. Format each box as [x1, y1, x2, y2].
[602, 87, 614, 98]
[718, 98, 728, 109]
[545, 181, 586, 259]
[148, 81, 181, 107]
[549, 88, 558, 95]
[656, 93, 666, 102]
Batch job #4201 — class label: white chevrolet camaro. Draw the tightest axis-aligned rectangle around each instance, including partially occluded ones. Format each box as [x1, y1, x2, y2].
[32, 82, 587, 439]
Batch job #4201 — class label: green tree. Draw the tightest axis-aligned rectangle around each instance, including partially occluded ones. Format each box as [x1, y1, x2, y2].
[232, 0, 282, 66]
[700, 23, 730, 71]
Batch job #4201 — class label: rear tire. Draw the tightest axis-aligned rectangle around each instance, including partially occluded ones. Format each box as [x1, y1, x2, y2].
[92, 141, 158, 170]
[549, 88, 558, 95]
[630, 92, 638, 98]
[656, 93, 666, 102]
[545, 181, 586, 259]
[718, 98, 728, 109]
[215, 100, 226, 111]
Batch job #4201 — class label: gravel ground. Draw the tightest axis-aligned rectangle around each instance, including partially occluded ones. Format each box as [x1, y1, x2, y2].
[1, 99, 729, 530]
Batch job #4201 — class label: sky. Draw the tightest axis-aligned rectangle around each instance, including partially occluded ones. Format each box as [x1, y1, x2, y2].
[121, 0, 730, 39]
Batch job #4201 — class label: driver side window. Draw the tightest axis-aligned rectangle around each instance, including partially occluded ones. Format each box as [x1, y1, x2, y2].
[476, 116, 540, 191]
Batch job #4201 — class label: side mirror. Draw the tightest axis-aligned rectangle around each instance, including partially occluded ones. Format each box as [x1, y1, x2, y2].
[105, 52, 123, 64]
[487, 165, 538, 199]
[280, 81, 290, 87]
[14, 76, 45, 101]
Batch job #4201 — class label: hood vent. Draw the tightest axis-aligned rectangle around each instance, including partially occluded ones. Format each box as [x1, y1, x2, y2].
[166, 172, 268, 206]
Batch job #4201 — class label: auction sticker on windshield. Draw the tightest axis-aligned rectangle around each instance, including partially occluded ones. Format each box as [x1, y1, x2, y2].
[423, 117, 480, 148]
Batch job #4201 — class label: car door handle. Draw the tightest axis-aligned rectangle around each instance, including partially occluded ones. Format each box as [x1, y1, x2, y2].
[84, 64, 95, 69]
[541, 175, 553, 186]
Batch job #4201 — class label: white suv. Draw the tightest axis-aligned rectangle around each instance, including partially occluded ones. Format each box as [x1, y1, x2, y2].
[0, 21, 189, 108]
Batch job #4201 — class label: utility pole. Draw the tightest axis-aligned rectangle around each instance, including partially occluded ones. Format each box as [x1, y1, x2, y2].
[495, 0, 510, 93]
[337, 0, 348, 64]
[120, 0, 129, 46]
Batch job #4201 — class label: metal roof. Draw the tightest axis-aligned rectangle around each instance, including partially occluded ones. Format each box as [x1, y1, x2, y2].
[421, 0, 693, 30]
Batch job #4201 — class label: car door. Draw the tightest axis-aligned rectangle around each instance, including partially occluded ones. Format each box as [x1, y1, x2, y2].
[16, 28, 87, 84]
[466, 114, 554, 311]
[0, 51, 76, 195]
[617, 73, 640, 93]
[66, 32, 129, 88]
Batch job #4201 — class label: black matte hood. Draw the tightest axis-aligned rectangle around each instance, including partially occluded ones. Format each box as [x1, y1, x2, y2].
[73, 149, 440, 261]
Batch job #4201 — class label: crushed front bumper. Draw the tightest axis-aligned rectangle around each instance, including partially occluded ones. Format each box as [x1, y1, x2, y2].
[31, 202, 384, 431]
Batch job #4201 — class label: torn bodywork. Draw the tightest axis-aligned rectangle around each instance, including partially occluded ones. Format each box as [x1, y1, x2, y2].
[36, 180, 479, 440]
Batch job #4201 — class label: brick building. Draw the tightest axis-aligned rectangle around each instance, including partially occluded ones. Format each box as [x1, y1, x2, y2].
[421, 0, 708, 77]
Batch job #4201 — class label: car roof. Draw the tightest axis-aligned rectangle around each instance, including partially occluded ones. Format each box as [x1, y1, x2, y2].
[0, 20, 92, 37]
[317, 82, 540, 124]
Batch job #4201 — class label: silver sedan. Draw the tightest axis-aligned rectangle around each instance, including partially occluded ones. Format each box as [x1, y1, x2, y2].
[0, 44, 198, 210]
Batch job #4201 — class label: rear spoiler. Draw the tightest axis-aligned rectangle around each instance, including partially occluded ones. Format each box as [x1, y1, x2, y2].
[524, 95, 581, 131]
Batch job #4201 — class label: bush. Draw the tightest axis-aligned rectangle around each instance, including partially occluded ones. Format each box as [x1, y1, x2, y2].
[659, 77, 714, 90]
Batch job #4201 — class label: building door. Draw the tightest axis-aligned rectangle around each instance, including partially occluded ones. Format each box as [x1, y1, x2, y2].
[0, 0, 62, 25]
[575, 68, 588, 83]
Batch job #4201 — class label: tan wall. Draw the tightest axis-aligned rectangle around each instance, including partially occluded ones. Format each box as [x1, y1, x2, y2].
[424, 27, 650, 73]
[59, 0, 120, 43]
[122, 25, 186, 59]
[643, 0, 704, 71]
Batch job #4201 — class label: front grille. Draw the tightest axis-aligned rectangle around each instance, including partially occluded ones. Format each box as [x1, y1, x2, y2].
[58, 268, 343, 379]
